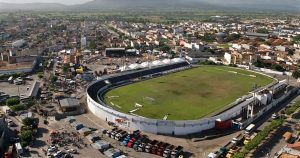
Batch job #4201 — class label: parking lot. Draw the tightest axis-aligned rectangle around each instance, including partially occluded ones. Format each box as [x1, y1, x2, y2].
[72, 112, 238, 158]
[0, 79, 36, 98]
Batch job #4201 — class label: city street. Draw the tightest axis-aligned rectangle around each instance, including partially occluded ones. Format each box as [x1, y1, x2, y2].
[252, 95, 300, 157]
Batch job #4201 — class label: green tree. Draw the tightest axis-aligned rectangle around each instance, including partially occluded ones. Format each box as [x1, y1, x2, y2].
[89, 40, 97, 49]
[6, 98, 20, 106]
[51, 75, 58, 83]
[20, 130, 33, 147]
[37, 72, 44, 79]
[256, 28, 269, 34]
[293, 35, 300, 43]
[288, 49, 295, 56]
[159, 45, 171, 52]
[62, 65, 69, 73]
[292, 70, 300, 79]
[22, 118, 37, 127]
[10, 104, 26, 112]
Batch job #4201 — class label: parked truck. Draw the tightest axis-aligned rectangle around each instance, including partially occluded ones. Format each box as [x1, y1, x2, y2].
[171, 146, 183, 158]
[127, 136, 139, 148]
[152, 142, 163, 155]
[243, 133, 257, 145]
[106, 128, 118, 137]
[226, 146, 241, 158]
[121, 135, 131, 146]
[122, 132, 140, 147]
[133, 136, 148, 151]
[163, 145, 175, 157]
[115, 131, 128, 141]
[157, 143, 170, 156]
[111, 129, 122, 139]
[145, 140, 158, 153]
[219, 142, 236, 156]
[138, 139, 151, 152]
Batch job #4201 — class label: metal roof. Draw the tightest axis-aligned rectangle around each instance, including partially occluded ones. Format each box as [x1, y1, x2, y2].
[59, 98, 80, 108]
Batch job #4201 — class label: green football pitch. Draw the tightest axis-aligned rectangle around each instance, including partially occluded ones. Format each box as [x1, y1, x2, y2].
[104, 66, 274, 120]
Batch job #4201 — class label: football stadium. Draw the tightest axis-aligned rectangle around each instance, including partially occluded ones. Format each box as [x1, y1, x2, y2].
[87, 59, 276, 135]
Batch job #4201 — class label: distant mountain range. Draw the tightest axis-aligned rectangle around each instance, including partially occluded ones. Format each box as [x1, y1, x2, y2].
[0, 0, 299, 12]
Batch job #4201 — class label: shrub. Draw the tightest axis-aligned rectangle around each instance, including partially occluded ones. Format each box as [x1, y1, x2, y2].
[199, 60, 217, 65]
[22, 118, 37, 127]
[286, 101, 300, 115]
[6, 98, 20, 106]
[38, 72, 44, 79]
[9, 104, 27, 112]
[20, 130, 33, 147]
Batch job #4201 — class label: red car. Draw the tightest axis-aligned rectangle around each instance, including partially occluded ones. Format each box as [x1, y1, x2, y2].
[127, 138, 137, 148]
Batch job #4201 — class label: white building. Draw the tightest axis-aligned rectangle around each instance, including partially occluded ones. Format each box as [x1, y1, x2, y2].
[81, 37, 87, 48]
[224, 52, 232, 64]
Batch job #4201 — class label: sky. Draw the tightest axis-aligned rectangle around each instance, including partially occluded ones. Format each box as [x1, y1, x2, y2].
[0, 0, 299, 7]
[0, 0, 93, 5]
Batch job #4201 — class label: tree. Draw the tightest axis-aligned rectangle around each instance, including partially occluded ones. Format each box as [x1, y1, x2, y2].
[62, 65, 69, 73]
[226, 33, 241, 42]
[20, 130, 33, 147]
[38, 72, 44, 79]
[6, 98, 20, 106]
[10, 104, 26, 112]
[288, 49, 295, 56]
[159, 45, 171, 52]
[256, 28, 269, 34]
[293, 35, 300, 43]
[89, 40, 97, 49]
[22, 118, 36, 127]
[292, 70, 300, 79]
[200, 33, 215, 42]
[271, 64, 285, 72]
[50, 75, 58, 83]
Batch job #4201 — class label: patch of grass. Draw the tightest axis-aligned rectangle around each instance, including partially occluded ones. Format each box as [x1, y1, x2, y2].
[286, 101, 300, 115]
[104, 66, 274, 120]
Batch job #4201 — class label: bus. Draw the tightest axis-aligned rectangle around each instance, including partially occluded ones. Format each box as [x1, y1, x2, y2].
[245, 124, 255, 135]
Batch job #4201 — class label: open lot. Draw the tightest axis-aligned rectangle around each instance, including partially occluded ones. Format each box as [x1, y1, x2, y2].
[104, 66, 274, 120]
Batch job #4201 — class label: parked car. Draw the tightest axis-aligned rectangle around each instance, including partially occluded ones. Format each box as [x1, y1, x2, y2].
[111, 129, 122, 139]
[48, 146, 57, 153]
[67, 149, 77, 154]
[157, 143, 170, 156]
[54, 151, 64, 157]
[151, 142, 163, 154]
[133, 136, 148, 151]
[138, 139, 151, 152]
[163, 145, 175, 157]
[115, 131, 128, 141]
[145, 140, 159, 153]
[106, 128, 118, 137]
[271, 113, 279, 119]
[171, 146, 183, 158]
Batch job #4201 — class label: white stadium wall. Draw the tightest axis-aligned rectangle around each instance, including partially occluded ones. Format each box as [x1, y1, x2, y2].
[86, 64, 284, 136]
[87, 90, 242, 135]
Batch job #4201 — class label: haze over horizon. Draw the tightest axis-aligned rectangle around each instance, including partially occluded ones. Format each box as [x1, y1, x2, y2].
[0, 0, 92, 5]
[0, 0, 299, 6]
[0, 0, 299, 11]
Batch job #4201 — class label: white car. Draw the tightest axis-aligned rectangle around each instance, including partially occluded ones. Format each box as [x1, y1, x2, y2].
[54, 151, 63, 157]
[271, 113, 279, 119]
[48, 146, 57, 152]
[67, 149, 77, 154]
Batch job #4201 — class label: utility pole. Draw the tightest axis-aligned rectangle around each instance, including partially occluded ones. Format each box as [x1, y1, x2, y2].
[17, 84, 21, 98]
